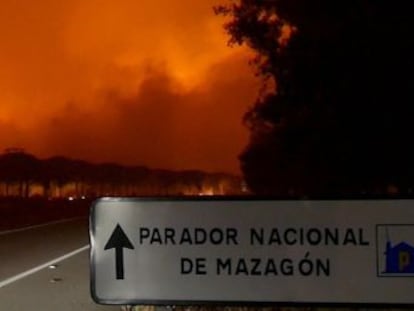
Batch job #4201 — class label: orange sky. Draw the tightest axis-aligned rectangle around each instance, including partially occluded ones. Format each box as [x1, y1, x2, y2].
[0, 0, 260, 174]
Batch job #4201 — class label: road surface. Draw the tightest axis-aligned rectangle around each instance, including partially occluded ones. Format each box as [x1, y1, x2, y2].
[0, 218, 119, 310]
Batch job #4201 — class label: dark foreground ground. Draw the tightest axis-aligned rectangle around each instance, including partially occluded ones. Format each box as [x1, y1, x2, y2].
[0, 197, 91, 231]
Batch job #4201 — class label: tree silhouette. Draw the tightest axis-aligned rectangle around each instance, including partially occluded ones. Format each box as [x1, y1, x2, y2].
[217, 0, 414, 196]
[0, 150, 242, 197]
[0, 151, 40, 197]
[42, 156, 72, 197]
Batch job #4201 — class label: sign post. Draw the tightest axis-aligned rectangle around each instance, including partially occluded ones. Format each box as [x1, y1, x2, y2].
[89, 198, 414, 305]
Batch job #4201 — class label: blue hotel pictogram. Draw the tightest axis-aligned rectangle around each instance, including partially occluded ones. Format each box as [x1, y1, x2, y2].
[377, 225, 414, 277]
[384, 241, 414, 273]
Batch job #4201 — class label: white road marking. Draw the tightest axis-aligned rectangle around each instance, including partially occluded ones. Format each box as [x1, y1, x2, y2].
[0, 245, 90, 289]
[0, 217, 85, 236]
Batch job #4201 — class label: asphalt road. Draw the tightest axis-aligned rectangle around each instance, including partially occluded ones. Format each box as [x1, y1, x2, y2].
[0, 218, 119, 310]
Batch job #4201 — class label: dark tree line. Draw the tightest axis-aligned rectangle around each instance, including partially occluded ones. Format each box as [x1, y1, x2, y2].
[217, 1, 414, 197]
[0, 149, 242, 198]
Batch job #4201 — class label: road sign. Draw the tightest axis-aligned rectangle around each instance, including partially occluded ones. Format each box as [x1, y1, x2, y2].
[90, 198, 414, 305]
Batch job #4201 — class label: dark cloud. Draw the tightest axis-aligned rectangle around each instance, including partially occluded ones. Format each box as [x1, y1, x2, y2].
[33, 53, 258, 173]
[0, 0, 259, 174]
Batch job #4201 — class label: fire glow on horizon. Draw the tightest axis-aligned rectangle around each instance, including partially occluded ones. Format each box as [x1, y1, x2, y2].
[0, 0, 260, 174]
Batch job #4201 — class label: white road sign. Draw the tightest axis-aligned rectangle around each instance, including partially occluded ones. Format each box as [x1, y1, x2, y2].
[90, 198, 414, 305]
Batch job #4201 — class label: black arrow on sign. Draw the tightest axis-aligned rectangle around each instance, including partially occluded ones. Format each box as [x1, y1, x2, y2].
[104, 224, 134, 280]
